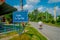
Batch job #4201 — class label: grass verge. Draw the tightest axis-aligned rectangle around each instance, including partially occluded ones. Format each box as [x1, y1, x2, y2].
[0, 31, 17, 39]
[10, 25, 47, 40]
[44, 22, 60, 28]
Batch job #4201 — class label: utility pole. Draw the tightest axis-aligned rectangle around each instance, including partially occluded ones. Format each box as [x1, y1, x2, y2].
[20, 0, 26, 34]
[20, 0, 25, 28]
[54, 6, 56, 21]
[20, 0, 23, 10]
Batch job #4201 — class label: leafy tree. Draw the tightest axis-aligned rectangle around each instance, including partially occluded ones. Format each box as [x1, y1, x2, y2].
[57, 15, 60, 23]
[28, 9, 53, 22]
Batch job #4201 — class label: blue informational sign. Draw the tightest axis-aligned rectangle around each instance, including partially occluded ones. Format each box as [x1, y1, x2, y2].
[13, 10, 28, 22]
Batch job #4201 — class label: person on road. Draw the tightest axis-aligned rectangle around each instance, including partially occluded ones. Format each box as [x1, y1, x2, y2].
[38, 21, 43, 29]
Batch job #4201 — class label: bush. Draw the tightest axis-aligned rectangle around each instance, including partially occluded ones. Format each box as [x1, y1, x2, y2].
[44, 20, 50, 23]
[46, 21, 49, 23]
[51, 20, 55, 24]
[56, 20, 60, 24]
[57, 19, 60, 23]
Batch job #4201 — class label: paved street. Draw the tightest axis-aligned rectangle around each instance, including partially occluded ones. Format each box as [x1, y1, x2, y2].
[30, 22, 60, 40]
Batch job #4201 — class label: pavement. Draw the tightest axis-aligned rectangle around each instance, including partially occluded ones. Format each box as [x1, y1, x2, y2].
[30, 22, 60, 40]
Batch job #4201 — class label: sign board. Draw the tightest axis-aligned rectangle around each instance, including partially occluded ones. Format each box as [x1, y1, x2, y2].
[0, 0, 5, 5]
[13, 10, 28, 22]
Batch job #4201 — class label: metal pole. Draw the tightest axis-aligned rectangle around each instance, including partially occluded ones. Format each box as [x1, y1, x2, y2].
[54, 7, 56, 21]
[18, 0, 24, 35]
[20, 0, 23, 10]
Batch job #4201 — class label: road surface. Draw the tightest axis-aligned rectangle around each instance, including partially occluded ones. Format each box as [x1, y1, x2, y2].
[30, 22, 60, 40]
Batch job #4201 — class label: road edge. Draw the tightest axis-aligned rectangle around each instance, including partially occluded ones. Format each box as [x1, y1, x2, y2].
[39, 30, 50, 40]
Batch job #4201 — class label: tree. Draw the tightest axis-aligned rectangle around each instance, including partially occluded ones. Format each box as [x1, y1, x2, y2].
[28, 9, 53, 22]
[4, 13, 12, 24]
[57, 15, 60, 23]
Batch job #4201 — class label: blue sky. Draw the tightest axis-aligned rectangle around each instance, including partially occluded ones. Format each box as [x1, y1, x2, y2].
[5, 0, 60, 15]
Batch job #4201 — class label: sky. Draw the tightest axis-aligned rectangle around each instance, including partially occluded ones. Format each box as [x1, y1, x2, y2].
[5, 0, 60, 16]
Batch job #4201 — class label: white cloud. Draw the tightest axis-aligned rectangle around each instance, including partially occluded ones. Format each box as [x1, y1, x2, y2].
[38, 6, 60, 15]
[48, 0, 60, 3]
[38, 6, 43, 11]
[14, 5, 21, 11]
[46, 7, 60, 16]
[55, 6, 60, 10]
[55, 7, 60, 15]
[38, 6, 46, 12]
[14, 5, 60, 15]
[25, 0, 40, 12]
[47, 8, 54, 15]
[26, 0, 40, 5]
[14, 4, 33, 12]
[23, 4, 33, 10]
[13, 0, 40, 12]
[23, 4, 33, 12]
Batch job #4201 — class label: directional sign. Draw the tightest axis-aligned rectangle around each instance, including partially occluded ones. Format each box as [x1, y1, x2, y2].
[13, 10, 28, 22]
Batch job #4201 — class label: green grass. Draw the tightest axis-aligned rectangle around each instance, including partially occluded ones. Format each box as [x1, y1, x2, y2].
[0, 24, 47, 40]
[10, 25, 47, 40]
[44, 22, 60, 28]
[0, 31, 17, 39]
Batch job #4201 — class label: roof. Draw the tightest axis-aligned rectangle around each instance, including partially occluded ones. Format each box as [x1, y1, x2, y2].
[0, 2, 17, 16]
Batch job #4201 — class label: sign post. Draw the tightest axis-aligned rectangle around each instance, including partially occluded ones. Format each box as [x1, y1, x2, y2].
[13, 0, 28, 35]
[13, 10, 28, 22]
[13, 10, 28, 35]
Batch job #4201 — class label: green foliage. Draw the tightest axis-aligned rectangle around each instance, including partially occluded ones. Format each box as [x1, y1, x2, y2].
[4, 13, 12, 23]
[28, 9, 60, 26]
[45, 20, 49, 23]
[56, 15, 60, 24]
[51, 20, 55, 24]
[28, 9, 53, 22]
[10, 27, 47, 40]
[57, 16, 60, 22]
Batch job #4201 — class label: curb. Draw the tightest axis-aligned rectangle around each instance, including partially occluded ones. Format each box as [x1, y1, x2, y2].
[39, 30, 50, 40]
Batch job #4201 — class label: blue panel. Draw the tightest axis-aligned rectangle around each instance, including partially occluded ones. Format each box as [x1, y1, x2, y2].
[13, 10, 28, 22]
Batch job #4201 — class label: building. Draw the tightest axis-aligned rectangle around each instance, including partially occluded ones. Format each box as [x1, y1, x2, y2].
[0, 2, 17, 33]
[0, 2, 17, 16]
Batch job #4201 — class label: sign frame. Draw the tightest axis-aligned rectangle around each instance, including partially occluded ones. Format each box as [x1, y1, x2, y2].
[13, 10, 28, 23]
